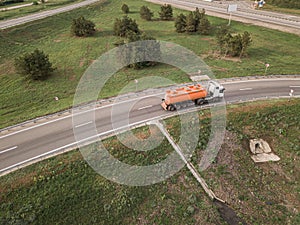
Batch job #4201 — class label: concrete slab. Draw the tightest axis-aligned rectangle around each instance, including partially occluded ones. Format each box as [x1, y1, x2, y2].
[251, 153, 280, 162]
[250, 139, 272, 154]
[249, 139, 280, 162]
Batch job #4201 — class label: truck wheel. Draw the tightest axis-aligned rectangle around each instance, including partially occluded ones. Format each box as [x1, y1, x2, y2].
[166, 105, 171, 111]
[196, 99, 204, 105]
[170, 105, 176, 111]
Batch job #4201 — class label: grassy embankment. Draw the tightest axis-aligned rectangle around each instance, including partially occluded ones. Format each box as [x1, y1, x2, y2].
[0, 0, 299, 129]
[0, 98, 299, 224]
[0, 0, 85, 20]
[263, 4, 300, 15]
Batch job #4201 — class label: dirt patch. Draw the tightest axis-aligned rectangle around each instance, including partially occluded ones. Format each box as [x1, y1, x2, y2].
[79, 58, 86, 67]
[1, 170, 37, 194]
[214, 200, 248, 225]
[69, 74, 76, 81]
[203, 129, 300, 223]
[0, 60, 16, 75]
[222, 56, 242, 62]
[212, 66, 229, 72]
[200, 37, 214, 41]
[54, 39, 62, 42]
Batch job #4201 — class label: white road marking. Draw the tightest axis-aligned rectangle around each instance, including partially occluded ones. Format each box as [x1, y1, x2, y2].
[289, 86, 300, 88]
[0, 93, 163, 139]
[0, 146, 18, 154]
[75, 121, 93, 128]
[138, 105, 152, 110]
[1, 78, 300, 139]
[222, 78, 300, 85]
[239, 88, 253, 91]
[3, 93, 300, 174]
[0, 115, 165, 174]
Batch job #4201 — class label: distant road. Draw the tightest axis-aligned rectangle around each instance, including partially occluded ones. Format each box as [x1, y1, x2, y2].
[0, 0, 100, 30]
[0, 77, 299, 175]
[1, 0, 299, 33]
[147, 0, 300, 35]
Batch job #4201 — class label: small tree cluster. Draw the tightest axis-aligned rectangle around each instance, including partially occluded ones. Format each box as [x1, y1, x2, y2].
[14, 49, 54, 80]
[140, 6, 154, 21]
[114, 16, 140, 38]
[116, 32, 161, 70]
[121, 4, 129, 14]
[216, 26, 252, 58]
[159, 4, 173, 20]
[175, 13, 186, 33]
[174, 8, 211, 35]
[71, 16, 95, 37]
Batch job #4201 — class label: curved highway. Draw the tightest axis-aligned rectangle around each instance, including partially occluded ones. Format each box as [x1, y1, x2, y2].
[0, 0, 299, 34]
[147, 0, 300, 34]
[0, 77, 300, 175]
[0, 0, 100, 30]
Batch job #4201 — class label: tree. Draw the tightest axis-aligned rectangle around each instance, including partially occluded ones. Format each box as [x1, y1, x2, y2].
[185, 12, 196, 33]
[228, 34, 242, 57]
[117, 32, 161, 70]
[140, 6, 154, 21]
[113, 16, 140, 38]
[239, 31, 252, 58]
[71, 16, 95, 37]
[216, 26, 231, 54]
[159, 4, 173, 20]
[216, 26, 252, 57]
[174, 13, 186, 33]
[126, 30, 141, 43]
[193, 7, 205, 28]
[121, 4, 129, 14]
[198, 16, 211, 35]
[15, 49, 54, 80]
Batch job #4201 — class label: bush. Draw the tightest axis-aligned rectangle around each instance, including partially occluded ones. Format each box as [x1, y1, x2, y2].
[216, 27, 252, 57]
[71, 16, 96, 37]
[174, 14, 186, 33]
[193, 8, 205, 28]
[159, 4, 173, 20]
[117, 32, 161, 70]
[185, 12, 196, 33]
[140, 6, 153, 21]
[14, 49, 54, 80]
[113, 16, 140, 38]
[121, 4, 129, 14]
[174, 8, 211, 35]
[198, 16, 211, 35]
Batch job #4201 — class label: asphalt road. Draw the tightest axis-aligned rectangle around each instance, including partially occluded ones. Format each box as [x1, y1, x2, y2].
[0, 0, 99, 30]
[0, 78, 299, 175]
[146, 0, 300, 34]
[1, 0, 299, 33]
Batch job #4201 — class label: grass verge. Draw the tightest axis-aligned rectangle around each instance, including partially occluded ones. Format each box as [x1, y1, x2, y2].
[263, 4, 300, 15]
[0, 99, 299, 224]
[0, 0, 299, 129]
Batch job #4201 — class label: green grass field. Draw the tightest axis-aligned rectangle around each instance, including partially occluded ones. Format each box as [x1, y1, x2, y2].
[1, 99, 299, 224]
[0, 0, 300, 129]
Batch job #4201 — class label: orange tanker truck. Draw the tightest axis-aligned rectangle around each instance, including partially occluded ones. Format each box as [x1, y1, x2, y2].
[161, 80, 225, 111]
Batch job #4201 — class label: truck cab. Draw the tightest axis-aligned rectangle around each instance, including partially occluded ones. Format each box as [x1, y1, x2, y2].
[207, 80, 225, 99]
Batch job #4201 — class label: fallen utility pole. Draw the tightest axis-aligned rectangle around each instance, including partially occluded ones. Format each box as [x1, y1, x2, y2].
[150, 120, 224, 203]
